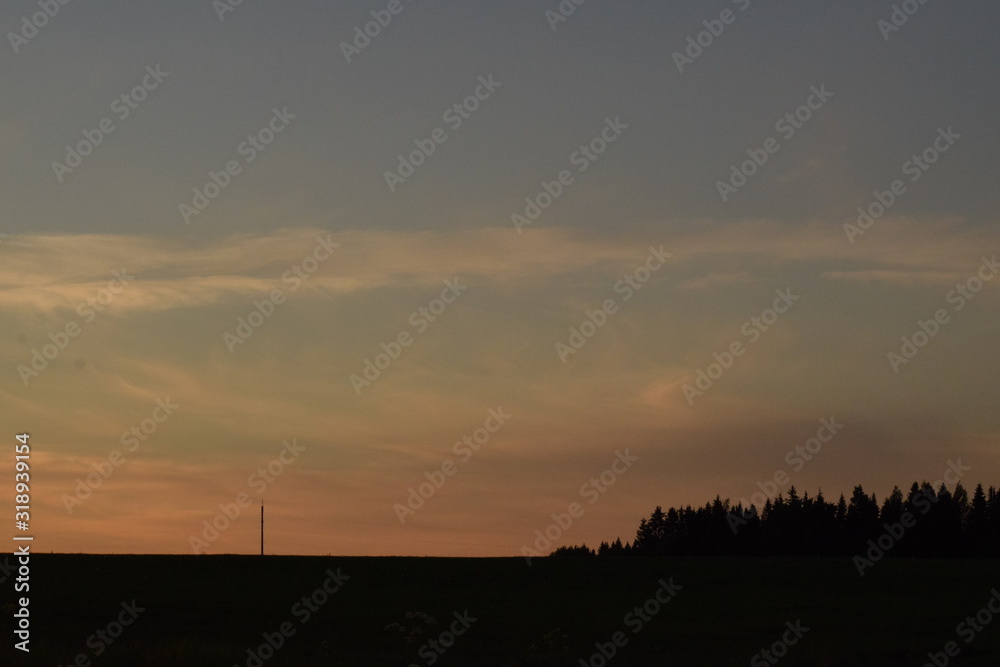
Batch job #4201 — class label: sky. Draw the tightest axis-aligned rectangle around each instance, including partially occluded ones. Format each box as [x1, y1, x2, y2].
[1, 0, 998, 556]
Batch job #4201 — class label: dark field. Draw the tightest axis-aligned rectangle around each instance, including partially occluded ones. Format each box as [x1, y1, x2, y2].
[5, 554, 999, 666]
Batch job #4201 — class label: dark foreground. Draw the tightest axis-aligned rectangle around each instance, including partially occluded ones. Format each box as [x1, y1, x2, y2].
[4, 555, 999, 666]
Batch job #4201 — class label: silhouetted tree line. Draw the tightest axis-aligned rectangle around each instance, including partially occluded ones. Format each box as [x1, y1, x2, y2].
[551, 482, 1000, 558]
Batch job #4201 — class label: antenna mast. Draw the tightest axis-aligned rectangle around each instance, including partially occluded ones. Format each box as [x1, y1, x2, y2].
[260, 501, 264, 556]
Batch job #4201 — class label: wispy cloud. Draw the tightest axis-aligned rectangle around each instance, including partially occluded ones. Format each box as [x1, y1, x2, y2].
[3, 218, 996, 315]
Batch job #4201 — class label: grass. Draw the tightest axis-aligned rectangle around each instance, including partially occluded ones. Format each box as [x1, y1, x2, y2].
[5, 554, 998, 665]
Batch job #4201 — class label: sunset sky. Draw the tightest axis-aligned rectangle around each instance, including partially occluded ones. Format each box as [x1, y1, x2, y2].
[2, 0, 998, 556]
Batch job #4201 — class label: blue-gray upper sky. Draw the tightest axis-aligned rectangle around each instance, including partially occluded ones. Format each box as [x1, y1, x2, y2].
[3, 0, 998, 237]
